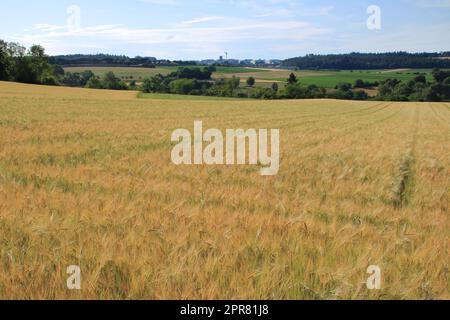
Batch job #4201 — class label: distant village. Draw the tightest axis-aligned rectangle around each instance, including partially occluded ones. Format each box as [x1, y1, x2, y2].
[196, 55, 283, 68]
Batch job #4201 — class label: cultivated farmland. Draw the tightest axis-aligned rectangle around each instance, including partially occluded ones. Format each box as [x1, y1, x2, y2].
[63, 66, 176, 80]
[222, 68, 442, 88]
[64, 66, 264, 81]
[0, 81, 448, 299]
[64, 66, 444, 89]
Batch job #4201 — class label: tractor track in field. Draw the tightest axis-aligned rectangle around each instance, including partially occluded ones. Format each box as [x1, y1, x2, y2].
[390, 107, 420, 208]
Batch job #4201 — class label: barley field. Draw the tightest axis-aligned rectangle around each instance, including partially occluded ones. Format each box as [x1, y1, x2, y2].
[0, 81, 448, 300]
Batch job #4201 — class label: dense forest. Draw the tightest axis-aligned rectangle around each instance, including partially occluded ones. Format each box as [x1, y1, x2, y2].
[0, 40, 59, 85]
[282, 52, 450, 70]
[48, 54, 197, 67]
[49, 54, 158, 67]
[0, 40, 131, 89]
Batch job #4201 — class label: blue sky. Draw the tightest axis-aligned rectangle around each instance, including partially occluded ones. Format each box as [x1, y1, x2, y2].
[1, 0, 450, 59]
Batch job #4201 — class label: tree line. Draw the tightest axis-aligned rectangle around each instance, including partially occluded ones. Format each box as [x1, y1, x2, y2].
[48, 54, 197, 67]
[140, 68, 450, 102]
[282, 52, 450, 70]
[49, 54, 157, 68]
[140, 69, 338, 100]
[0, 40, 59, 85]
[376, 70, 450, 101]
[0, 40, 135, 90]
[61, 70, 130, 90]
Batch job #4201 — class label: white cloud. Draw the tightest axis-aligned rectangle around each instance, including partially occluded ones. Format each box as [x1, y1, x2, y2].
[12, 19, 332, 55]
[298, 5, 334, 16]
[181, 16, 225, 25]
[33, 24, 66, 32]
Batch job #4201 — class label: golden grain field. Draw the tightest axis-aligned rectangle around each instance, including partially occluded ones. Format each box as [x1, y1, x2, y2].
[0, 81, 448, 300]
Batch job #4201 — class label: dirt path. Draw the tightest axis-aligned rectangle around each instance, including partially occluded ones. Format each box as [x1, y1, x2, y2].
[380, 69, 411, 74]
